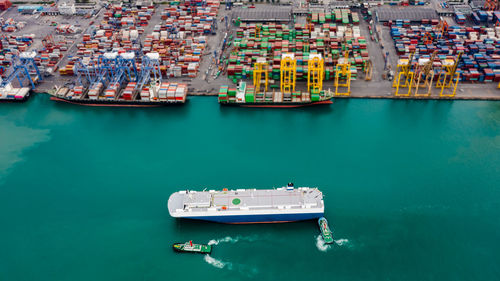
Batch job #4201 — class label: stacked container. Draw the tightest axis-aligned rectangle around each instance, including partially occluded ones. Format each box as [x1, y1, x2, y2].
[121, 82, 136, 100]
[105, 82, 119, 99]
[218, 86, 228, 102]
[390, 20, 500, 83]
[73, 86, 84, 98]
[158, 82, 169, 101]
[88, 83, 103, 100]
[141, 87, 151, 101]
[229, 14, 369, 85]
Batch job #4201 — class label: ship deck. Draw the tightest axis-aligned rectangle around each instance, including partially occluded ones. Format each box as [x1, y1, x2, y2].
[168, 187, 324, 214]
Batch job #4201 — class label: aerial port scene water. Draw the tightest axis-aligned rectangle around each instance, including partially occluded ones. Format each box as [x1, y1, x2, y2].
[0, 0, 499, 280]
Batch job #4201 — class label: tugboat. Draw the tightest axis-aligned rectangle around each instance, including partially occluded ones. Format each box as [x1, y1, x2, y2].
[318, 217, 334, 244]
[172, 241, 212, 254]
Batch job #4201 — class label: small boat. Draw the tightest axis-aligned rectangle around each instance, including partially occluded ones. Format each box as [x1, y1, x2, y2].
[172, 241, 212, 254]
[318, 217, 334, 244]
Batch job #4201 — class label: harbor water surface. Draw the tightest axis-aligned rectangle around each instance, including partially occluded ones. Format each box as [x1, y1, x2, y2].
[0, 95, 499, 281]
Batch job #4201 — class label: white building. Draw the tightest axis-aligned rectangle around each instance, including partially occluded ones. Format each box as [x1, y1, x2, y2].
[58, 3, 76, 15]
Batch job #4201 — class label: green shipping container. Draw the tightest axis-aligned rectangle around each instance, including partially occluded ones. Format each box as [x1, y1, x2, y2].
[245, 95, 255, 102]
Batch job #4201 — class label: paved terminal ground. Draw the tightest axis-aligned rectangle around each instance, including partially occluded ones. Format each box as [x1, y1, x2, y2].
[2, 1, 499, 101]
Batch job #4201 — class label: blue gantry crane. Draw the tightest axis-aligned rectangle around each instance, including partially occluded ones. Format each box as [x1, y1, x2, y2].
[135, 52, 162, 95]
[98, 52, 121, 83]
[120, 52, 138, 82]
[74, 59, 101, 88]
[0, 51, 42, 89]
[72, 52, 166, 100]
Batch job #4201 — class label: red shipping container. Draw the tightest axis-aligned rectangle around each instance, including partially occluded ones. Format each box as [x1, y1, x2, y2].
[0, 0, 12, 10]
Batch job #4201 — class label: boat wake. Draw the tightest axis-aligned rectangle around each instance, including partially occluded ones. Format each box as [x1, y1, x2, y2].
[204, 254, 233, 269]
[208, 235, 258, 246]
[204, 236, 261, 276]
[334, 238, 351, 247]
[316, 235, 331, 252]
[316, 235, 353, 251]
[204, 254, 258, 277]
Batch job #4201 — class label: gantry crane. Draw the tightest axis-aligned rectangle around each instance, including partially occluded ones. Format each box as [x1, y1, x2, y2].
[73, 52, 138, 99]
[484, 0, 498, 11]
[255, 24, 261, 38]
[42, 35, 55, 48]
[119, 52, 138, 82]
[0, 52, 42, 90]
[135, 52, 162, 99]
[74, 59, 98, 91]
[104, 53, 139, 97]
[97, 52, 121, 85]
[253, 57, 268, 94]
[306, 16, 313, 33]
[280, 53, 296, 94]
[334, 50, 351, 96]
[393, 51, 415, 96]
[307, 53, 324, 94]
[435, 20, 449, 40]
[363, 59, 373, 81]
[413, 51, 437, 97]
[436, 52, 462, 97]
[422, 32, 433, 45]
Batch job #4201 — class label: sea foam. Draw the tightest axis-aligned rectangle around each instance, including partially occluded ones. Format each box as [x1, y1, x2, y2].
[208, 235, 258, 246]
[315, 235, 332, 252]
[204, 254, 232, 269]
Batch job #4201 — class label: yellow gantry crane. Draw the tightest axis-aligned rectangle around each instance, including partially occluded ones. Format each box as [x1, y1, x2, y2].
[253, 57, 268, 93]
[363, 59, 373, 81]
[436, 52, 462, 97]
[413, 51, 438, 97]
[393, 51, 415, 97]
[280, 53, 297, 94]
[334, 50, 351, 96]
[307, 53, 324, 94]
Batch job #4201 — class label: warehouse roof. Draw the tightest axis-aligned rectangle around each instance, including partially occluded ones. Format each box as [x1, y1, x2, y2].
[375, 7, 439, 22]
[233, 7, 291, 22]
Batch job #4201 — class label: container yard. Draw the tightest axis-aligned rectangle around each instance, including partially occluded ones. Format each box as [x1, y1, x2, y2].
[1, 0, 500, 104]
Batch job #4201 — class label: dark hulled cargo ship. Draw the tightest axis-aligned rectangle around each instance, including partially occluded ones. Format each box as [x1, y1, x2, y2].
[50, 82, 187, 107]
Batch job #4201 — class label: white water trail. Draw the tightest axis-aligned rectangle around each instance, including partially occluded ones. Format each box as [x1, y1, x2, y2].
[334, 238, 350, 246]
[204, 255, 232, 269]
[208, 235, 258, 246]
[316, 235, 331, 252]
[208, 236, 237, 245]
[203, 255, 258, 277]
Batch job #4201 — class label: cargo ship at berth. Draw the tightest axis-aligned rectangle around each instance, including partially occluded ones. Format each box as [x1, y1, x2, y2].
[0, 87, 31, 102]
[167, 183, 324, 224]
[50, 83, 187, 107]
[218, 82, 333, 108]
[50, 52, 187, 107]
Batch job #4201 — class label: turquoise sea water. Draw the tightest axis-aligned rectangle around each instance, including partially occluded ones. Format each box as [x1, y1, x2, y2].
[1, 95, 499, 281]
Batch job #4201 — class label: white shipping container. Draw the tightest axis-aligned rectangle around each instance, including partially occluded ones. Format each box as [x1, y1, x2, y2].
[130, 30, 139, 40]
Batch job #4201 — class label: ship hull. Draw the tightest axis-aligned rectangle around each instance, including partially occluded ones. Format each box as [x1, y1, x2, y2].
[0, 93, 30, 103]
[181, 212, 324, 224]
[220, 100, 333, 108]
[50, 96, 185, 107]
[0, 97, 29, 103]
